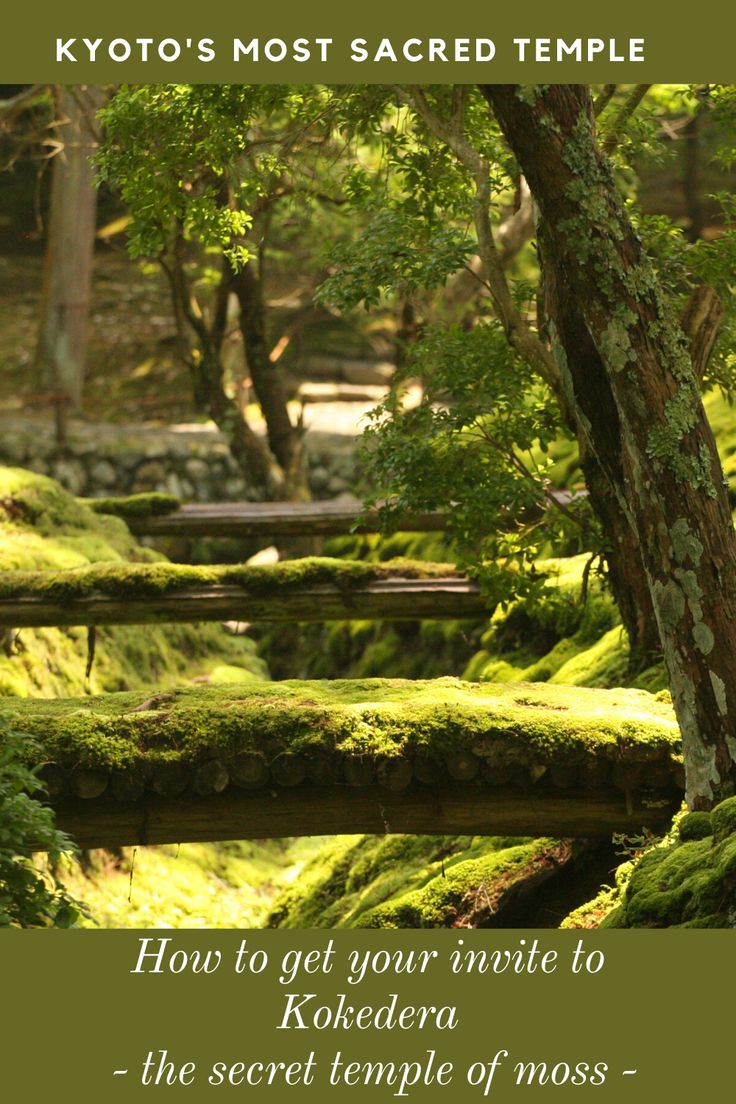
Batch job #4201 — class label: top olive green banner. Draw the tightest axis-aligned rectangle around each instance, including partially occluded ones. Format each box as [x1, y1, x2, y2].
[2, 0, 733, 82]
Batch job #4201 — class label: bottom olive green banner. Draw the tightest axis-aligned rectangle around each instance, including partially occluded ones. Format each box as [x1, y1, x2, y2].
[1, 930, 730, 1099]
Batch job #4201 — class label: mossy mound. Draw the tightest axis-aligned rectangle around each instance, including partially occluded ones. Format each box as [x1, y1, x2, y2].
[566, 797, 736, 929]
[0, 466, 159, 572]
[268, 832, 603, 929]
[269, 835, 468, 928]
[0, 677, 681, 777]
[0, 467, 266, 697]
[464, 554, 667, 693]
[353, 838, 565, 928]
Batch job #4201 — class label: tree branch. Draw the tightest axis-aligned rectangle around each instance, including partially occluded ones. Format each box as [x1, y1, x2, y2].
[680, 285, 724, 382]
[593, 85, 618, 118]
[600, 85, 652, 154]
[396, 85, 559, 390]
[0, 84, 47, 127]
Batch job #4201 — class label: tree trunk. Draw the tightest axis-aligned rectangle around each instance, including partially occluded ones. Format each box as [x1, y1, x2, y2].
[231, 261, 307, 498]
[162, 248, 281, 498]
[482, 84, 736, 809]
[36, 86, 106, 441]
[537, 223, 660, 671]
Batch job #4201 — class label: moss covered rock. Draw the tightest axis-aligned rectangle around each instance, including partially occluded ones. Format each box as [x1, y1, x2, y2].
[268, 834, 544, 928]
[0, 467, 266, 697]
[598, 796, 736, 928]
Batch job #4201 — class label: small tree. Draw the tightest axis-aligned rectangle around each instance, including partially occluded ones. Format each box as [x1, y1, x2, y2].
[98, 85, 357, 499]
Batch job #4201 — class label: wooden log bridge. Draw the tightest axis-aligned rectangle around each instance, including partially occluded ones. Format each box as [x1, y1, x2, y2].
[1, 678, 685, 849]
[127, 498, 449, 539]
[87, 491, 582, 539]
[0, 558, 488, 628]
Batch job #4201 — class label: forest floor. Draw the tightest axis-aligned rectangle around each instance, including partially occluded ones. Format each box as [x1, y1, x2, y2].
[0, 247, 392, 432]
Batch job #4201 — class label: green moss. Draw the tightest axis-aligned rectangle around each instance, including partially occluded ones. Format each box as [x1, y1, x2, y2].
[261, 617, 485, 682]
[464, 555, 626, 689]
[268, 834, 532, 929]
[711, 796, 736, 845]
[0, 677, 681, 774]
[0, 555, 460, 603]
[354, 839, 557, 928]
[678, 811, 713, 842]
[0, 466, 159, 571]
[256, 532, 484, 682]
[0, 467, 267, 699]
[82, 492, 180, 520]
[55, 837, 324, 928]
[600, 796, 736, 928]
[559, 885, 619, 929]
[548, 627, 629, 687]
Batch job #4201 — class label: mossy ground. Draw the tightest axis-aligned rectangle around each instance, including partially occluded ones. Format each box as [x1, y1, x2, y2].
[267, 834, 535, 928]
[49, 838, 326, 928]
[0, 467, 266, 698]
[2, 465, 732, 929]
[463, 554, 667, 693]
[599, 797, 736, 928]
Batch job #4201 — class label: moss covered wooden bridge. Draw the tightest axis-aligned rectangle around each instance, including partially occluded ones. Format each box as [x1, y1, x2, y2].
[0, 558, 488, 628]
[4, 679, 683, 850]
[88, 491, 583, 539]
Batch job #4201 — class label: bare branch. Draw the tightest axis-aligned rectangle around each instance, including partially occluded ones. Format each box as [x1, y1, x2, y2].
[395, 85, 559, 390]
[680, 285, 724, 382]
[0, 84, 47, 127]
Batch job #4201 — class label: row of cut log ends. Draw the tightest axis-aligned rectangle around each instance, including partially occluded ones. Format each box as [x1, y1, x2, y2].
[38, 746, 685, 805]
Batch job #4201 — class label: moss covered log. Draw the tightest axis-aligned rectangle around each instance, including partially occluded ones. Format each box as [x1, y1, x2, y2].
[82, 492, 181, 520]
[268, 834, 581, 929]
[1, 678, 683, 848]
[0, 557, 485, 628]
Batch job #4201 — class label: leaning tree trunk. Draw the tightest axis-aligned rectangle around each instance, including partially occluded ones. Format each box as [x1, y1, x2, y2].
[36, 85, 106, 442]
[483, 84, 736, 809]
[538, 223, 660, 671]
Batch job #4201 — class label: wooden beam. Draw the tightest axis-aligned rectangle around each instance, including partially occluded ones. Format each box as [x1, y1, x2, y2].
[129, 499, 450, 539]
[0, 577, 487, 628]
[50, 784, 681, 849]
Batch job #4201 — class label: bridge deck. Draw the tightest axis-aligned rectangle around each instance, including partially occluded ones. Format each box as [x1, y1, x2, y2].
[127, 499, 449, 538]
[90, 492, 581, 539]
[2, 678, 683, 848]
[0, 557, 488, 628]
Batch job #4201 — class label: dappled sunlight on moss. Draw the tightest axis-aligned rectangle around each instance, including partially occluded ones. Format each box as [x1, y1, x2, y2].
[267, 834, 537, 928]
[55, 838, 326, 928]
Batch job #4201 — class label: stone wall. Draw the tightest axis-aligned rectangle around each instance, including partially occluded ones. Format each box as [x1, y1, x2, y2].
[0, 416, 361, 502]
